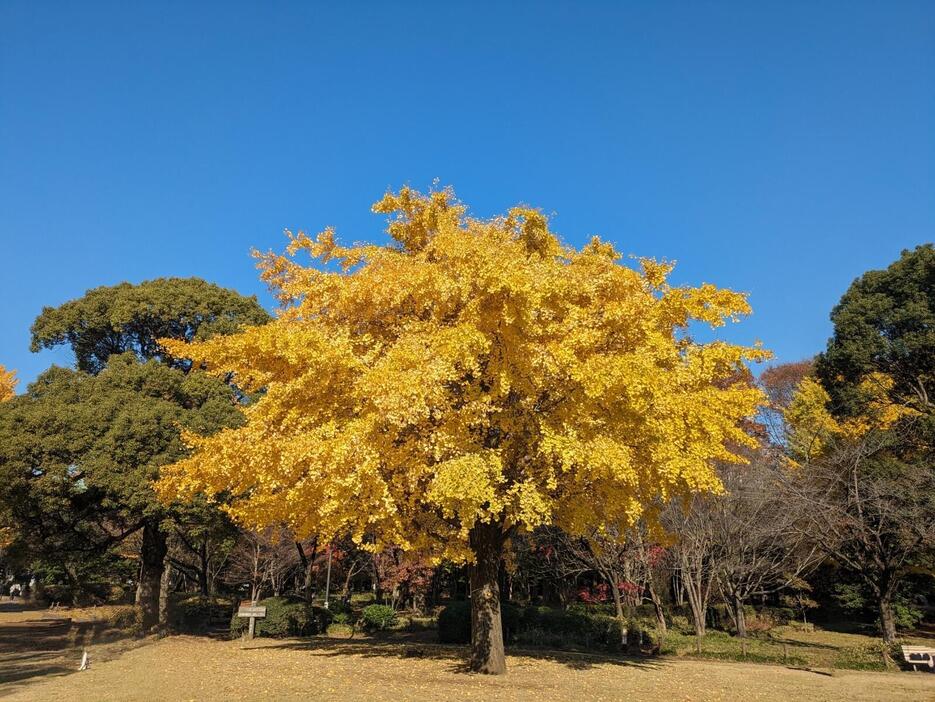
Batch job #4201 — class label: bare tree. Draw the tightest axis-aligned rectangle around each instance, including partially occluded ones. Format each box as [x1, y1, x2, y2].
[664, 498, 718, 637]
[223, 527, 301, 602]
[509, 529, 589, 607]
[168, 510, 237, 597]
[710, 457, 820, 637]
[781, 424, 935, 643]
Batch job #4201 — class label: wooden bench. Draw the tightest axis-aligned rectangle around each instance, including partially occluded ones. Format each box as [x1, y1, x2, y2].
[900, 645, 935, 671]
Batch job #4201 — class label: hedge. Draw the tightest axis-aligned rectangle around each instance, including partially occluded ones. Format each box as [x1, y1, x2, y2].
[437, 602, 640, 653]
[229, 596, 332, 638]
[171, 596, 234, 633]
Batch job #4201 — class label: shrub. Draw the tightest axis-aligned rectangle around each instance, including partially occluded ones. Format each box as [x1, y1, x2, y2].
[361, 604, 397, 630]
[229, 596, 332, 638]
[437, 602, 643, 653]
[102, 605, 142, 632]
[438, 601, 471, 643]
[760, 606, 796, 625]
[744, 611, 777, 635]
[171, 596, 233, 633]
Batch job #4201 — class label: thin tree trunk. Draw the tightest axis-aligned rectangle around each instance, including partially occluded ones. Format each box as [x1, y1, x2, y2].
[198, 542, 209, 596]
[647, 580, 667, 636]
[158, 561, 171, 630]
[879, 594, 897, 644]
[607, 573, 627, 645]
[675, 575, 685, 607]
[138, 520, 168, 631]
[468, 522, 506, 674]
[683, 573, 706, 637]
[734, 593, 747, 638]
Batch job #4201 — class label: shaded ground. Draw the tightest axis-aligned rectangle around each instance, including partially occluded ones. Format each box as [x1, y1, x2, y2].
[0, 602, 148, 698]
[2, 629, 934, 702]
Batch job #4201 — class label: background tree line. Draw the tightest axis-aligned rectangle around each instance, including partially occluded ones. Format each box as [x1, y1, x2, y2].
[0, 245, 932, 648]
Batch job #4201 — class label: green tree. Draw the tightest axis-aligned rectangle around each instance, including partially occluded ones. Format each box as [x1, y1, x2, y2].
[0, 278, 268, 628]
[31, 277, 269, 374]
[0, 356, 245, 617]
[816, 244, 935, 416]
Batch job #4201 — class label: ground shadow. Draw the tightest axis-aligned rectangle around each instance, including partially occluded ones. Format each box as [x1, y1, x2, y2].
[260, 633, 665, 673]
[785, 666, 835, 677]
[0, 603, 149, 699]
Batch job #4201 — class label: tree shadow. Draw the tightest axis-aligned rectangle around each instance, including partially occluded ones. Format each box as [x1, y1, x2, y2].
[0, 608, 149, 698]
[785, 666, 835, 677]
[260, 634, 665, 673]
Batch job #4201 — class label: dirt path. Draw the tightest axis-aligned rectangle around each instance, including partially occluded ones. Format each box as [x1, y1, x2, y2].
[2, 633, 933, 702]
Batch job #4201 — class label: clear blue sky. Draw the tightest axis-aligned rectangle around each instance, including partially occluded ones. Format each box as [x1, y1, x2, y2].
[1, 2, 933, 388]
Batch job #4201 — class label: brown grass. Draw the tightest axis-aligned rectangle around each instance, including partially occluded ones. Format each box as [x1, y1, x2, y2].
[3, 633, 934, 702]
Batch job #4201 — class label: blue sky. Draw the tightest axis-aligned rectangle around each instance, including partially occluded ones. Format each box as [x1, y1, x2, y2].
[1, 1, 933, 388]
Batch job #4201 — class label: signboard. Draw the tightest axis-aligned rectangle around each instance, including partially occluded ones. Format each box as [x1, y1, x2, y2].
[237, 603, 267, 640]
[237, 605, 267, 618]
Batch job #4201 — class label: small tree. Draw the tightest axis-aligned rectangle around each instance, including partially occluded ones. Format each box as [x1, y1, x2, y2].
[709, 457, 819, 637]
[665, 498, 718, 637]
[225, 527, 301, 601]
[783, 415, 934, 643]
[158, 186, 768, 673]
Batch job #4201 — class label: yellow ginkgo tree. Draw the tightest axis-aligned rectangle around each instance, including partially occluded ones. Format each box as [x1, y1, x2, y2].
[159, 186, 768, 673]
[785, 373, 917, 464]
[0, 365, 16, 402]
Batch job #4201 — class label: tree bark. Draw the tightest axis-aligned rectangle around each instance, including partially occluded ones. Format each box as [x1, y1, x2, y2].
[138, 520, 168, 632]
[468, 522, 507, 674]
[606, 572, 627, 645]
[682, 573, 707, 637]
[879, 594, 897, 644]
[198, 542, 209, 597]
[733, 594, 747, 638]
[647, 580, 667, 636]
[158, 561, 171, 630]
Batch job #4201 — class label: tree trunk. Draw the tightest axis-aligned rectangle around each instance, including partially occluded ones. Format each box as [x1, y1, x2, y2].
[733, 594, 747, 638]
[607, 573, 627, 645]
[158, 561, 171, 630]
[138, 520, 168, 632]
[879, 594, 897, 644]
[296, 539, 317, 602]
[372, 556, 383, 604]
[672, 573, 685, 607]
[647, 580, 667, 636]
[198, 542, 209, 597]
[684, 578, 706, 637]
[468, 522, 506, 674]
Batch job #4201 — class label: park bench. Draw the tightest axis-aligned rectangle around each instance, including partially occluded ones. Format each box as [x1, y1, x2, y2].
[900, 645, 935, 672]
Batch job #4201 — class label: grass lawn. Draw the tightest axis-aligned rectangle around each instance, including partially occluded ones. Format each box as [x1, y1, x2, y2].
[660, 625, 932, 670]
[2, 602, 933, 701]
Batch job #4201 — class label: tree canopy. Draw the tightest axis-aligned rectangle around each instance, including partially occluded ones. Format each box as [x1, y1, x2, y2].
[31, 277, 270, 374]
[160, 187, 768, 553]
[816, 244, 935, 417]
[158, 186, 769, 672]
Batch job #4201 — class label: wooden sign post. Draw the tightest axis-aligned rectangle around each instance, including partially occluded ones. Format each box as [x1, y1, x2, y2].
[237, 603, 267, 640]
